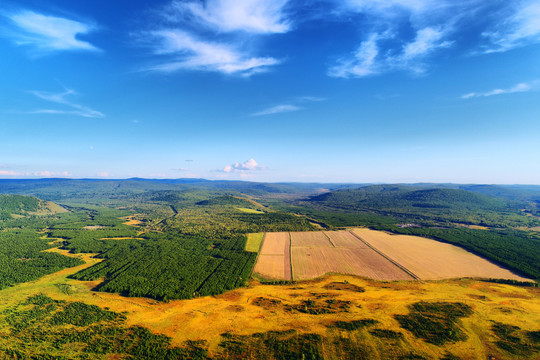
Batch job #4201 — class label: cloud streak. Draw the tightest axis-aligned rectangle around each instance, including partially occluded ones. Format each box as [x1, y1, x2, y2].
[461, 82, 536, 99]
[145, 30, 280, 75]
[140, 0, 291, 76]
[329, 1, 540, 78]
[5, 10, 99, 53]
[26, 88, 104, 118]
[167, 0, 291, 34]
[251, 104, 301, 116]
[482, 0, 540, 53]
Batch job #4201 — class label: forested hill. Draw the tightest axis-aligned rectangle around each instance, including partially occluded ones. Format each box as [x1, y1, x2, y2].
[308, 186, 506, 210]
[0, 194, 66, 220]
[301, 185, 540, 228]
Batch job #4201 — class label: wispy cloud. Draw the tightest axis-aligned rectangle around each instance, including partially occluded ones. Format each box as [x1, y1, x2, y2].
[461, 81, 537, 99]
[167, 0, 291, 34]
[144, 30, 280, 75]
[25, 88, 104, 118]
[296, 96, 326, 102]
[251, 104, 301, 116]
[329, 32, 383, 78]
[482, 1, 540, 53]
[329, 0, 459, 79]
[139, 0, 291, 76]
[329, 1, 540, 78]
[252, 95, 323, 116]
[0, 170, 24, 176]
[33, 171, 71, 177]
[222, 158, 264, 173]
[5, 10, 99, 53]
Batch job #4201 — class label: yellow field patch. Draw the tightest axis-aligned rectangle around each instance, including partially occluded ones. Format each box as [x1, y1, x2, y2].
[237, 207, 264, 214]
[351, 228, 530, 282]
[245, 233, 264, 252]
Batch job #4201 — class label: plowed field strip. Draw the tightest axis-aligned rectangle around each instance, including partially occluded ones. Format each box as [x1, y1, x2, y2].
[349, 230, 420, 280]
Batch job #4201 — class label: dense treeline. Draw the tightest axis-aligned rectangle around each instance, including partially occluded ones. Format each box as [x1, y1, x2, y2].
[69, 233, 256, 300]
[0, 229, 84, 290]
[371, 225, 540, 280]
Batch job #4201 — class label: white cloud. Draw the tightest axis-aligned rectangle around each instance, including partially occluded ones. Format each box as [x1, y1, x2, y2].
[461, 82, 536, 99]
[330, 27, 452, 78]
[145, 30, 280, 75]
[482, 1, 540, 53]
[296, 96, 326, 102]
[97, 172, 109, 177]
[168, 0, 291, 34]
[27, 88, 104, 118]
[222, 158, 263, 172]
[0, 170, 24, 176]
[251, 104, 300, 116]
[33, 171, 71, 177]
[401, 27, 452, 61]
[172, 167, 189, 172]
[341, 0, 436, 16]
[329, 32, 382, 78]
[329, 1, 540, 78]
[6, 10, 99, 52]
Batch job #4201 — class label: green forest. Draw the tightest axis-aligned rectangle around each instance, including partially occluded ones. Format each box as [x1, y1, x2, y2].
[0, 179, 539, 301]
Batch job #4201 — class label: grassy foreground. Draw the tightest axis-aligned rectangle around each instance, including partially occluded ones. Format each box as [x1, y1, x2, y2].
[0, 248, 539, 359]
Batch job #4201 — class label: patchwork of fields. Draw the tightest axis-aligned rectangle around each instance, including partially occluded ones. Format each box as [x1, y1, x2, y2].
[253, 229, 530, 282]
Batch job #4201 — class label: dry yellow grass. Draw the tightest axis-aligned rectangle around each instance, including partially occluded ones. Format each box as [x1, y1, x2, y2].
[351, 228, 531, 281]
[122, 215, 142, 226]
[1, 249, 539, 360]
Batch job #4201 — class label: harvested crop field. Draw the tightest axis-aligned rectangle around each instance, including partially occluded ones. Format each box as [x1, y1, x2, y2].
[351, 228, 530, 281]
[253, 229, 531, 282]
[253, 232, 292, 280]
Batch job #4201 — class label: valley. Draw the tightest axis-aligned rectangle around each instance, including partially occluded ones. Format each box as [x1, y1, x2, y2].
[0, 179, 539, 359]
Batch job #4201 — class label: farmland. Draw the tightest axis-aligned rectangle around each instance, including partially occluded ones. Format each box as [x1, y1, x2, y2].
[253, 229, 531, 282]
[1, 179, 540, 359]
[352, 228, 530, 281]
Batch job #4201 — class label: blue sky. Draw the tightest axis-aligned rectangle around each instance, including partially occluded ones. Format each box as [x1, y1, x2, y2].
[0, 0, 539, 184]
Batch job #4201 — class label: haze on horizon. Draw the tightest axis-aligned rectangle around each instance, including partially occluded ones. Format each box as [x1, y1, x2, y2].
[1, 0, 539, 184]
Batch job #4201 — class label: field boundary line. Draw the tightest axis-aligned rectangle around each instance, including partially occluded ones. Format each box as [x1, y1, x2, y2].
[348, 231, 420, 281]
[322, 231, 337, 248]
[288, 232, 294, 281]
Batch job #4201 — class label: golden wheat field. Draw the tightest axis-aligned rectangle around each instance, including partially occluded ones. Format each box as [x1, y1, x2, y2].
[351, 228, 530, 281]
[254, 229, 530, 283]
